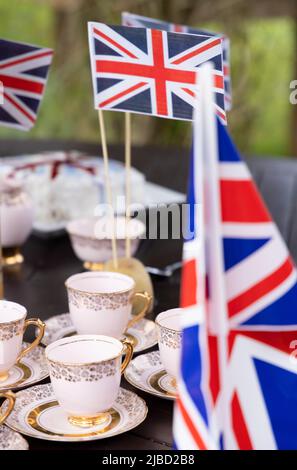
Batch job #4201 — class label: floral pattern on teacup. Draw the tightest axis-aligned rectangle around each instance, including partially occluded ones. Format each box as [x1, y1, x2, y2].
[48, 359, 118, 382]
[158, 327, 182, 349]
[0, 320, 23, 341]
[67, 288, 132, 311]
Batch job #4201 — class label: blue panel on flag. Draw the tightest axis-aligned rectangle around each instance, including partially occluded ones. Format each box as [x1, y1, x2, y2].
[113, 89, 152, 114]
[181, 325, 208, 425]
[223, 238, 269, 271]
[15, 95, 39, 113]
[110, 26, 148, 54]
[97, 78, 123, 93]
[94, 37, 121, 57]
[243, 283, 297, 326]
[217, 118, 240, 162]
[254, 358, 297, 449]
[0, 39, 37, 61]
[23, 65, 49, 78]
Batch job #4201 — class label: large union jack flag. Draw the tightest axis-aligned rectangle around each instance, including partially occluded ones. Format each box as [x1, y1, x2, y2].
[122, 12, 232, 111]
[175, 116, 297, 449]
[88, 22, 225, 122]
[0, 39, 53, 131]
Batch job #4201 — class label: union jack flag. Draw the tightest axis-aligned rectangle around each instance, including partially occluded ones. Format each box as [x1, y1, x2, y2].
[88, 22, 225, 122]
[0, 39, 53, 131]
[122, 12, 232, 110]
[175, 115, 297, 449]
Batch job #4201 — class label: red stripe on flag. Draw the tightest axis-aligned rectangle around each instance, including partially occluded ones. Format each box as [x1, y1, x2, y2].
[220, 180, 271, 223]
[228, 329, 297, 357]
[228, 257, 294, 318]
[99, 81, 147, 107]
[4, 92, 35, 124]
[177, 398, 208, 449]
[0, 50, 52, 70]
[0, 74, 44, 94]
[180, 259, 197, 307]
[208, 335, 221, 405]
[151, 30, 168, 116]
[172, 38, 222, 65]
[231, 392, 253, 449]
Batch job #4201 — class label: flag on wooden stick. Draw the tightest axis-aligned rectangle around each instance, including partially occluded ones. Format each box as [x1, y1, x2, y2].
[122, 12, 232, 111]
[88, 22, 225, 122]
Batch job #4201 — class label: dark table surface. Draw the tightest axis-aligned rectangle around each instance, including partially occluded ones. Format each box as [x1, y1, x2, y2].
[1, 141, 188, 451]
[2, 140, 297, 451]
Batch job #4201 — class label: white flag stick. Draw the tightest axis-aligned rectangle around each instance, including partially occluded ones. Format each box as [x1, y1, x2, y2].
[125, 112, 132, 259]
[198, 63, 231, 448]
[98, 109, 118, 269]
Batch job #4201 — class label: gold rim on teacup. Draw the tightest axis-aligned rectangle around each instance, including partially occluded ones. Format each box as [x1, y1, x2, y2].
[45, 335, 132, 367]
[0, 390, 16, 425]
[65, 272, 152, 333]
[65, 272, 136, 295]
[155, 309, 183, 333]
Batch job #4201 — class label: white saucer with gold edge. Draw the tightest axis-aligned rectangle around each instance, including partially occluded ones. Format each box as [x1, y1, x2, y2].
[124, 351, 177, 400]
[4, 383, 148, 442]
[0, 343, 49, 392]
[41, 313, 157, 353]
[0, 390, 28, 450]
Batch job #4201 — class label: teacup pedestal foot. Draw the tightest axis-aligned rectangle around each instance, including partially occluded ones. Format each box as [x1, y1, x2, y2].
[68, 412, 109, 428]
[83, 261, 104, 271]
[3, 247, 24, 267]
[0, 371, 9, 382]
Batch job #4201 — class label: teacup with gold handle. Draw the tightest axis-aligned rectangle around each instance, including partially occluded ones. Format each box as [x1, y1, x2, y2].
[46, 334, 134, 428]
[65, 271, 152, 338]
[0, 300, 45, 382]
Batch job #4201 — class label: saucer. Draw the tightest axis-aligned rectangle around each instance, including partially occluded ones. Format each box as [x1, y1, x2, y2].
[41, 313, 158, 353]
[0, 344, 49, 392]
[0, 425, 29, 450]
[124, 351, 177, 400]
[4, 383, 148, 442]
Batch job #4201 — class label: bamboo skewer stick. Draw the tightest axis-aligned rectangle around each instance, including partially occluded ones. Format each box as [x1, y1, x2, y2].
[0, 203, 3, 300]
[98, 109, 118, 269]
[125, 112, 132, 259]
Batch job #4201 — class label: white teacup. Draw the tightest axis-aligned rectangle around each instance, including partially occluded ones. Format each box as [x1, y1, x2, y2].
[65, 271, 151, 338]
[0, 300, 45, 382]
[0, 390, 15, 425]
[66, 216, 145, 271]
[155, 308, 183, 383]
[45, 335, 133, 428]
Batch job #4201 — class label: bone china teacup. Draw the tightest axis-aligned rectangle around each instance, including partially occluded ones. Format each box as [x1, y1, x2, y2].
[155, 308, 183, 383]
[0, 300, 45, 382]
[45, 335, 133, 427]
[65, 272, 152, 338]
[0, 390, 15, 425]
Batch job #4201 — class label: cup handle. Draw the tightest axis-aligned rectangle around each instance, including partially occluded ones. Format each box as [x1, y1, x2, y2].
[16, 318, 46, 363]
[120, 339, 134, 374]
[127, 291, 152, 330]
[0, 390, 15, 425]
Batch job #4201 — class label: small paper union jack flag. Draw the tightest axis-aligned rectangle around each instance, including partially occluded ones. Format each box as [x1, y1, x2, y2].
[88, 22, 225, 122]
[0, 39, 53, 131]
[175, 68, 297, 449]
[122, 12, 232, 110]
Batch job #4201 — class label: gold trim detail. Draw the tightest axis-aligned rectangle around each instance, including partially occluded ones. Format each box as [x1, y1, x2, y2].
[149, 370, 177, 398]
[27, 401, 120, 437]
[0, 363, 32, 389]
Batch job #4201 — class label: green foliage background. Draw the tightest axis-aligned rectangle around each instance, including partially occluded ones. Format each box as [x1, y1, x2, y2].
[0, 0, 294, 156]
